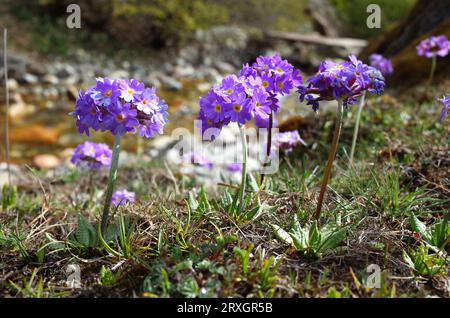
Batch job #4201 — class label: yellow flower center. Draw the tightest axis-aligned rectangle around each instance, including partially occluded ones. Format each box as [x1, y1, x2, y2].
[116, 113, 125, 122]
[226, 89, 234, 95]
[262, 81, 269, 88]
[277, 82, 284, 89]
[105, 90, 112, 97]
[214, 104, 221, 112]
[256, 102, 261, 108]
[233, 104, 242, 112]
[127, 88, 134, 95]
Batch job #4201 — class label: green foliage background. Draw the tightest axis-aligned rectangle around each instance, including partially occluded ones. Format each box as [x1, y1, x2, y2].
[332, 0, 417, 38]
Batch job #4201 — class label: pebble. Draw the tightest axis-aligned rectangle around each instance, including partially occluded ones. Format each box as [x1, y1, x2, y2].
[33, 154, 61, 169]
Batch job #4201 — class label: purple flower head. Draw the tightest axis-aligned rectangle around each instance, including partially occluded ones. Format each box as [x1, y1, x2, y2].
[119, 79, 145, 103]
[112, 189, 136, 206]
[102, 102, 139, 135]
[198, 54, 301, 139]
[224, 92, 252, 124]
[439, 94, 450, 123]
[226, 163, 242, 173]
[271, 130, 306, 155]
[368, 54, 393, 76]
[72, 78, 168, 138]
[297, 55, 385, 111]
[417, 35, 450, 58]
[251, 88, 272, 128]
[182, 151, 213, 169]
[71, 141, 112, 169]
[91, 77, 120, 107]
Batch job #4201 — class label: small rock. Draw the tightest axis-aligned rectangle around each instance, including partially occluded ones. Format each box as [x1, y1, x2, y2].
[9, 101, 35, 119]
[67, 86, 79, 101]
[59, 148, 75, 160]
[160, 75, 183, 91]
[196, 82, 212, 92]
[213, 61, 235, 74]
[6, 78, 19, 91]
[22, 73, 39, 84]
[42, 74, 59, 85]
[109, 70, 129, 79]
[33, 154, 61, 169]
[10, 125, 59, 144]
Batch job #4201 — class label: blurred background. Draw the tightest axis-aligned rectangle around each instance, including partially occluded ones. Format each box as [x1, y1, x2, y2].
[0, 0, 448, 170]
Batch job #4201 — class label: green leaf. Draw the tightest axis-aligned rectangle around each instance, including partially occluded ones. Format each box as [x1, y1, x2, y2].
[270, 224, 293, 246]
[178, 275, 199, 298]
[430, 218, 450, 249]
[409, 213, 431, 241]
[246, 173, 260, 192]
[187, 192, 199, 211]
[73, 214, 98, 248]
[318, 228, 346, 254]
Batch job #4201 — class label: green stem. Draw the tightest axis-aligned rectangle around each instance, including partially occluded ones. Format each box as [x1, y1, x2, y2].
[260, 111, 273, 187]
[314, 100, 344, 221]
[349, 91, 366, 166]
[238, 124, 248, 213]
[427, 56, 436, 87]
[101, 134, 121, 232]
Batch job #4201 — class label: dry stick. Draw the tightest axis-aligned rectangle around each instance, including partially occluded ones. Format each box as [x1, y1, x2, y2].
[314, 100, 344, 221]
[260, 111, 273, 187]
[3, 28, 11, 187]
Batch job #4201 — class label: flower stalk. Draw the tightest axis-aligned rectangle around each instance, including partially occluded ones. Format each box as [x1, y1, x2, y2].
[101, 134, 121, 232]
[349, 91, 366, 166]
[427, 56, 437, 87]
[260, 111, 273, 187]
[315, 100, 344, 221]
[238, 124, 248, 212]
[3, 29, 11, 188]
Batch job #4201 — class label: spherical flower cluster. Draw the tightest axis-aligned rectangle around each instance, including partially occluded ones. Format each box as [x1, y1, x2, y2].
[297, 55, 385, 111]
[182, 151, 213, 169]
[271, 130, 306, 155]
[439, 95, 450, 123]
[368, 54, 393, 76]
[416, 35, 450, 58]
[198, 54, 302, 139]
[71, 78, 168, 138]
[112, 189, 135, 206]
[70, 141, 112, 169]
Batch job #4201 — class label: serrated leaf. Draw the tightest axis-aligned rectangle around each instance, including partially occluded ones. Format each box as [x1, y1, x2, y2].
[74, 214, 97, 247]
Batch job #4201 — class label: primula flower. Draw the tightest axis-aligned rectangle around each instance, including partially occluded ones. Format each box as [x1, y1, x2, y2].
[112, 189, 136, 206]
[270, 130, 306, 156]
[198, 54, 302, 139]
[416, 35, 450, 58]
[368, 54, 393, 76]
[227, 163, 242, 173]
[297, 55, 385, 111]
[70, 141, 112, 169]
[71, 78, 168, 138]
[182, 151, 213, 169]
[439, 95, 450, 122]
